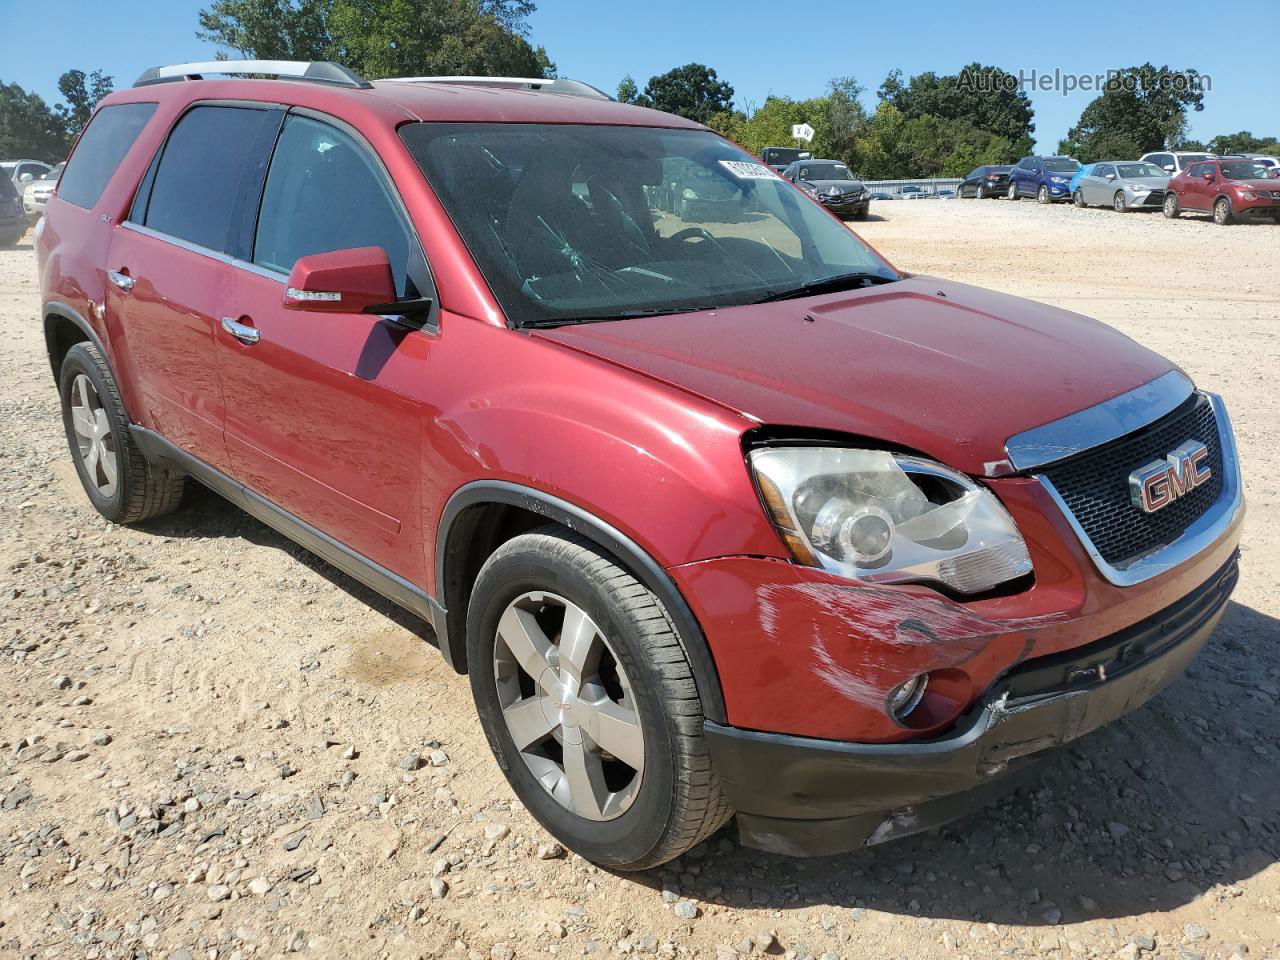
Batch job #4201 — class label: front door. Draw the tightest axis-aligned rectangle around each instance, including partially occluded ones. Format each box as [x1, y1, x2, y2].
[216, 112, 434, 581]
[107, 103, 282, 473]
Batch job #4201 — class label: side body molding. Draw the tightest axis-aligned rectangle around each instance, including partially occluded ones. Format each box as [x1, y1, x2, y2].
[436, 481, 727, 724]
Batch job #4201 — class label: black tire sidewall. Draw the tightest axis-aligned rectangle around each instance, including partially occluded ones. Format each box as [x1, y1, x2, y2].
[58, 344, 128, 520]
[466, 543, 680, 867]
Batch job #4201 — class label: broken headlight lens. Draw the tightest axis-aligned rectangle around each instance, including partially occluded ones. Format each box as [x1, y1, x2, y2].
[749, 447, 1032, 594]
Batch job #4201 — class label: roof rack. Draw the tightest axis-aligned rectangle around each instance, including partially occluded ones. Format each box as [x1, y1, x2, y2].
[134, 60, 371, 89]
[379, 76, 611, 100]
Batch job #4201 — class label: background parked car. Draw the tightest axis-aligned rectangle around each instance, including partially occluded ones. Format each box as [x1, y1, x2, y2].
[1140, 151, 1215, 176]
[1074, 161, 1169, 211]
[0, 176, 26, 246]
[870, 191, 894, 200]
[957, 165, 1012, 198]
[1164, 158, 1280, 224]
[23, 161, 64, 223]
[2, 159, 53, 192]
[898, 184, 927, 198]
[781, 159, 870, 219]
[1008, 155, 1080, 203]
[760, 146, 811, 174]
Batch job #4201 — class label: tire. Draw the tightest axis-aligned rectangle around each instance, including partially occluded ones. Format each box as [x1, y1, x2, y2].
[0, 230, 22, 248]
[1037, 184, 1051, 204]
[1113, 191, 1127, 212]
[1213, 196, 1234, 225]
[1007, 182, 1019, 201]
[58, 341, 185, 524]
[974, 184, 985, 199]
[1163, 193, 1180, 219]
[466, 526, 732, 871]
[1074, 189, 1086, 208]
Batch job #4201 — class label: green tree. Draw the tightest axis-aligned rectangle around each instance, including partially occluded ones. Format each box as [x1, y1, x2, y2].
[1059, 64, 1207, 162]
[616, 75, 645, 106]
[879, 63, 1034, 153]
[197, 0, 554, 79]
[1207, 130, 1280, 155]
[641, 64, 733, 123]
[55, 69, 114, 135]
[0, 80, 71, 160]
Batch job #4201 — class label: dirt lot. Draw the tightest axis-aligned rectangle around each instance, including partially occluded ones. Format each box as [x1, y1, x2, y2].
[1, 199, 1278, 960]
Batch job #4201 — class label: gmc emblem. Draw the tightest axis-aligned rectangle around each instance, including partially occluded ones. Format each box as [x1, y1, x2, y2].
[1129, 440, 1212, 513]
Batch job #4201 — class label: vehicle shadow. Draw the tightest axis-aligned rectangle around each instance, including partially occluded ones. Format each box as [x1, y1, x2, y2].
[134, 482, 440, 645]
[626, 599, 1278, 926]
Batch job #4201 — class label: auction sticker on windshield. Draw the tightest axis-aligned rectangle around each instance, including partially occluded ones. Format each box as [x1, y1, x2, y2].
[719, 160, 777, 180]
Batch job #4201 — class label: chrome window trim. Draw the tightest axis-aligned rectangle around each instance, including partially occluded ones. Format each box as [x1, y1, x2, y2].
[1035, 392, 1242, 587]
[121, 220, 284, 282]
[1005, 370, 1194, 473]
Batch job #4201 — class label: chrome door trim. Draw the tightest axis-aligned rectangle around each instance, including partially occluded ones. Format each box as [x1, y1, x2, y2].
[1036, 392, 1242, 587]
[120, 221, 284, 283]
[1004, 370, 1195, 473]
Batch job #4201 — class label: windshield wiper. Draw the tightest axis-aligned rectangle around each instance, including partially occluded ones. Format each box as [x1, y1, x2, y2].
[521, 306, 713, 328]
[754, 272, 898, 304]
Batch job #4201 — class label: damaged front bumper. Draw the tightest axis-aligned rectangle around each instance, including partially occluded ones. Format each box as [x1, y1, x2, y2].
[705, 553, 1238, 857]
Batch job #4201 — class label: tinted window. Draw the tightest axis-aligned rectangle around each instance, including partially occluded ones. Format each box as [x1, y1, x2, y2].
[142, 105, 275, 252]
[0, 177, 17, 201]
[58, 102, 156, 209]
[253, 115, 418, 297]
[1186, 163, 1208, 177]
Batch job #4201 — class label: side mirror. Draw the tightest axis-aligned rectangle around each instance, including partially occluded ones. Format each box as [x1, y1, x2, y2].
[18, 173, 33, 182]
[282, 246, 398, 314]
[1105, 172, 1116, 180]
[1163, 165, 1175, 173]
[1202, 172, 1215, 181]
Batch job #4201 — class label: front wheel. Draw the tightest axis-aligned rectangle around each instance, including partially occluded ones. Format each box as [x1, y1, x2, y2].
[1214, 197, 1234, 225]
[1074, 190, 1086, 208]
[1163, 193, 1180, 219]
[1113, 191, 1127, 212]
[1037, 184, 1051, 204]
[59, 341, 185, 524]
[466, 526, 732, 870]
[1007, 182, 1019, 201]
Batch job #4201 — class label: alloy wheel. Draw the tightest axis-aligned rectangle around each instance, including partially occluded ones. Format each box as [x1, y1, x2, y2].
[1163, 194, 1178, 218]
[69, 374, 118, 498]
[1113, 192, 1126, 212]
[1214, 198, 1232, 225]
[1074, 190, 1085, 207]
[1038, 185, 1049, 204]
[493, 591, 645, 821]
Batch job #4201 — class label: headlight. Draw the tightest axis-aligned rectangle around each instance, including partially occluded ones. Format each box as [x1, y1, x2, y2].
[1049, 176, 1068, 184]
[682, 188, 697, 200]
[1128, 184, 1149, 192]
[1239, 190, 1257, 201]
[749, 447, 1033, 594]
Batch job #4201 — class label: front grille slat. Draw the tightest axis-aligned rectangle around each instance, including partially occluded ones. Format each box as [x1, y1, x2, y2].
[1040, 395, 1223, 567]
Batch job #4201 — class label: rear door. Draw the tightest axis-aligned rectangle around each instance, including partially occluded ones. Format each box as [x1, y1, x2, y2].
[108, 102, 283, 472]
[215, 110, 434, 580]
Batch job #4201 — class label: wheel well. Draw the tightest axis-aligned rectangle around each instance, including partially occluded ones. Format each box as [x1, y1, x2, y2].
[439, 502, 553, 672]
[44, 313, 90, 381]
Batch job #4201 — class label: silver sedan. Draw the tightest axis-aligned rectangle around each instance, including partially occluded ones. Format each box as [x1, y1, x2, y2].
[1074, 162, 1170, 211]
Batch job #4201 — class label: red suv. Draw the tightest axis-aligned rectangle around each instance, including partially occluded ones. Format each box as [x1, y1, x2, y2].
[1163, 157, 1280, 224]
[36, 61, 1243, 869]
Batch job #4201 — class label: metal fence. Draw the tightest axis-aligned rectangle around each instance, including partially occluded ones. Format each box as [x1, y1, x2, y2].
[863, 178, 964, 198]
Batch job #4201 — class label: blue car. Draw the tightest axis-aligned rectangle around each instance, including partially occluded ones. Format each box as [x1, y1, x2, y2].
[1067, 163, 1095, 198]
[1007, 155, 1082, 203]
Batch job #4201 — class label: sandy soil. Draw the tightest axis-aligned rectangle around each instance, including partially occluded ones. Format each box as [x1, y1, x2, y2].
[1, 200, 1278, 960]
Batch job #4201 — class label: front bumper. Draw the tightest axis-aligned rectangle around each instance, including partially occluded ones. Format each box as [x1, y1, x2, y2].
[706, 553, 1237, 856]
[1045, 181, 1071, 198]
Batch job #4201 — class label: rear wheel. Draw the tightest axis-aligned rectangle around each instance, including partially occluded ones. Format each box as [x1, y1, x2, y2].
[466, 526, 732, 870]
[1113, 191, 1128, 212]
[1037, 184, 1051, 204]
[58, 341, 185, 524]
[1214, 196, 1234, 225]
[1163, 193, 1180, 219]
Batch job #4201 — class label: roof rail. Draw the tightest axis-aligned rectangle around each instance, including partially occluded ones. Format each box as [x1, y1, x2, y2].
[134, 60, 371, 89]
[379, 76, 611, 100]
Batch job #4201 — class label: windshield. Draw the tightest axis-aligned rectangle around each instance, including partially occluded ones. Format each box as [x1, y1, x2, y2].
[1221, 161, 1270, 180]
[762, 148, 808, 166]
[0, 164, 13, 179]
[1116, 163, 1165, 179]
[401, 123, 899, 327]
[797, 162, 853, 181]
[1044, 158, 1080, 173]
[1178, 154, 1212, 166]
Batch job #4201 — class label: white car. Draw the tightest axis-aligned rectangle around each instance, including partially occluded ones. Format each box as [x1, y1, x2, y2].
[1139, 151, 1216, 176]
[23, 162, 63, 222]
[2, 159, 53, 192]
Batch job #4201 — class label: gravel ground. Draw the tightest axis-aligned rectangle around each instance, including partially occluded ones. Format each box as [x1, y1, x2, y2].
[1, 199, 1278, 960]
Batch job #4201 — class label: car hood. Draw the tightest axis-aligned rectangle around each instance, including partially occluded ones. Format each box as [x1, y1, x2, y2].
[1121, 176, 1171, 188]
[806, 179, 865, 192]
[533, 275, 1177, 476]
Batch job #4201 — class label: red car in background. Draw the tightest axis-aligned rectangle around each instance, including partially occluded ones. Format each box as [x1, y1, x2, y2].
[1163, 158, 1280, 224]
[35, 60, 1244, 868]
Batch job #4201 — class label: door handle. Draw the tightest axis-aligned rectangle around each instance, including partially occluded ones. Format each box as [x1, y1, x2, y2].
[108, 269, 134, 292]
[221, 316, 261, 346]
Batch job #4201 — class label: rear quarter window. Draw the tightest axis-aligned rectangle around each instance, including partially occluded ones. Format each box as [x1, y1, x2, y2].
[58, 102, 157, 210]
